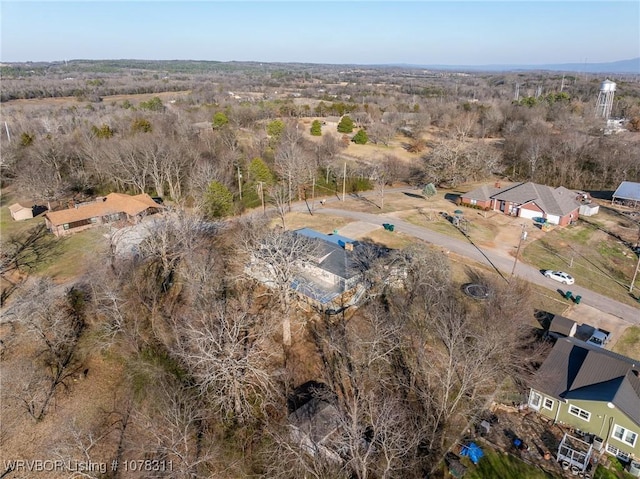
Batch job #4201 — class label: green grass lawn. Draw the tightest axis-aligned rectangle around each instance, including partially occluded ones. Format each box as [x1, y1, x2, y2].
[594, 462, 637, 479]
[463, 448, 555, 479]
[521, 221, 640, 307]
[613, 326, 640, 361]
[37, 228, 109, 281]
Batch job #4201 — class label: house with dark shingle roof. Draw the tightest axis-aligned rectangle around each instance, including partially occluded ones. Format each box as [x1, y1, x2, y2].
[246, 228, 388, 310]
[529, 337, 640, 461]
[44, 193, 163, 237]
[462, 182, 581, 226]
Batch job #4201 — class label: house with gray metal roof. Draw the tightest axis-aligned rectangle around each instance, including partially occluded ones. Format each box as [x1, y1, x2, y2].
[612, 181, 640, 208]
[461, 182, 581, 226]
[529, 337, 640, 461]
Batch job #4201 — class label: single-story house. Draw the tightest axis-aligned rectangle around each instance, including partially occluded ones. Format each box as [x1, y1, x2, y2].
[44, 193, 163, 237]
[529, 337, 640, 461]
[8, 203, 33, 221]
[246, 228, 388, 310]
[612, 181, 640, 208]
[461, 182, 581, 226]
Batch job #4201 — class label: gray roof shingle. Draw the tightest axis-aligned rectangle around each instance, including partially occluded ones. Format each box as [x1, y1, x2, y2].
[534, 337, 640, 426]
[464, 182, 580, 217]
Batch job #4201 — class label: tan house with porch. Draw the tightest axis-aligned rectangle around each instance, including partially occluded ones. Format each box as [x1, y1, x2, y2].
[44, 193, 162, 237]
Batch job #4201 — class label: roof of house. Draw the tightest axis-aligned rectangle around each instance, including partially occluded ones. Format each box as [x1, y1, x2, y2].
[462, 185, 501, 202]
[295, 228, 360, 280]
[548, 315, 577, 337]
[533, 337, 640, 426]
[9, 203, 30, 213]
[45, 193, 161, 226]
[612, 181, 640, 202]
[288, 397, 342, 445]
[464, 182, 580, 217]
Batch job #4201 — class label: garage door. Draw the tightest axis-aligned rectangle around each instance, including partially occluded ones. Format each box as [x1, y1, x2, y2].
[518, 208, 539, 220]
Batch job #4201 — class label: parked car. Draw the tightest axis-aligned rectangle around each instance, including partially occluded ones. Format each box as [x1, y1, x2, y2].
[543, 270, 575, 285]
[587, 328, 611, 348]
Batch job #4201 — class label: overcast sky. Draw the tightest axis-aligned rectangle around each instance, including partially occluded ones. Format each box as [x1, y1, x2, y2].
[1, 1, 639, 65]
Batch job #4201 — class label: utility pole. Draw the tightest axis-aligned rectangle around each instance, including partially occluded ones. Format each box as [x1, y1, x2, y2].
[342, 162, 346, 202]
[237, 164, 243, 200]
[632, 225, 640, 293]
[288, 172, 292, 212]
[511, 224, 527, 277]
[4, 121, 10, 142]
[631, 250, 640, 294]
[257, 181, 265, 214]
[311, 176, 315, 211]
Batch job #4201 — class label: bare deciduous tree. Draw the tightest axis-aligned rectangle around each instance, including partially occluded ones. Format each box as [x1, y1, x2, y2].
[4, 279, 87, 420]
[173, 298, 276, 423]
[242, 224, 319, 347]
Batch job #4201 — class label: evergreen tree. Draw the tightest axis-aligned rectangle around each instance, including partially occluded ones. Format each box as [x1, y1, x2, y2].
[266, 119, 285, 138]
[248, 157, 275, 185]
[139, 96, 164, 111]
[212, 112, 229, 129]
[204, 181, 234, 218]
[337, 115, 354, 133]
[310, 120, 322, 136]
[352, 129, 368, 144]
[131, 118, 153, 133]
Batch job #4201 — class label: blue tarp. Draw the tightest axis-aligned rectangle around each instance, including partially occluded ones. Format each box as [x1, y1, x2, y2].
[460, 442, 484, 465]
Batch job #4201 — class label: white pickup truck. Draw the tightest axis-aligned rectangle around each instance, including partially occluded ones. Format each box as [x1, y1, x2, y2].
[587, 328, 611, 348]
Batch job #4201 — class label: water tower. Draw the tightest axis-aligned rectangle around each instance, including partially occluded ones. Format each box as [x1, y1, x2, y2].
[595, 79, 616, 119]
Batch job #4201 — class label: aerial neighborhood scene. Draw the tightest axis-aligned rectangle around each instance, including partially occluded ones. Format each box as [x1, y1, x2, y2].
[2, 1, 640, 478]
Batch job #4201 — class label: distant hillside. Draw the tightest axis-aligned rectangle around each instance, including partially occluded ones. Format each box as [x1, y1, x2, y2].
[409, 57, 640, 74]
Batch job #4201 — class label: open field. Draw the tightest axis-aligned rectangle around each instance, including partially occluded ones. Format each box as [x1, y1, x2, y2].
[1, 189, 109, 283]
[613, 325, 640, 360]
[521, 216, 640, 307]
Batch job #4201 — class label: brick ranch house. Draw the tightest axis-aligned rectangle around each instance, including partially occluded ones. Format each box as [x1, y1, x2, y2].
[44, 193, 163, 237]
[461, 182, 581, 226]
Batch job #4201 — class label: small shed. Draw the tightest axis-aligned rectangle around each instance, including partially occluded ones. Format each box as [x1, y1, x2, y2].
[579, 203, 599, 216]
[547, 315, 578, 339]
[8, 203, 33, 221]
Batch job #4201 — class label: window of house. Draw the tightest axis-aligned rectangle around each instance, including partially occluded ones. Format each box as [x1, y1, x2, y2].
[606, 443, 631, 461]
[543, 398, 554, 410]
[90, 217, 98, 224]
[568, 405, 591, 421]
[63, 223, 69, 230]
[470, 199, 477, 205]
[612, 425, 638, 447]
[528, 390, 542, 410]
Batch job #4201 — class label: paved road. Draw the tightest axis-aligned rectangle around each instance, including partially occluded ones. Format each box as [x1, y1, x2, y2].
[309, 204, 639, 325]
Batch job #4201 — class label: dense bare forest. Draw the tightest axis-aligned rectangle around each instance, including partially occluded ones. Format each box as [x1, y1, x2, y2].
[1, 60, 639, 478]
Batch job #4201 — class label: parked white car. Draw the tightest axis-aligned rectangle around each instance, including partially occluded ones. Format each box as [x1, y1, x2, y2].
[543, 270, 575, 285]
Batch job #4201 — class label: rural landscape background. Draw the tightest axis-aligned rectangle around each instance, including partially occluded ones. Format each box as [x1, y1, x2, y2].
[1, 56, 639, 478]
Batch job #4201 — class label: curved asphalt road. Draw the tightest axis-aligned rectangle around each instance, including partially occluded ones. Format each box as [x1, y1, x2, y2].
[307, 203, 639, 325]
